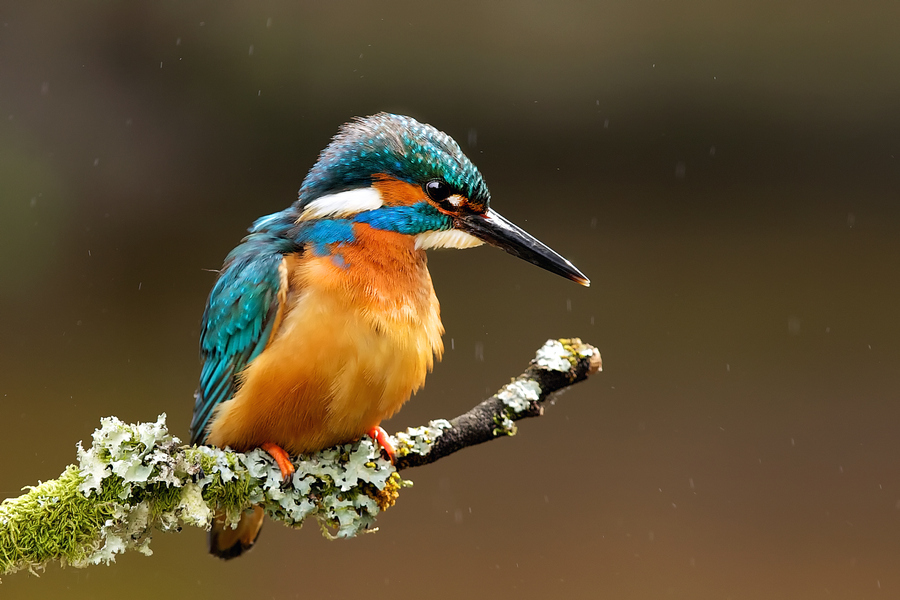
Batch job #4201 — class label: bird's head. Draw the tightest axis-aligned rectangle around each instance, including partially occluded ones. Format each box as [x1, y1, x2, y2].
[291, 113, 588, 286]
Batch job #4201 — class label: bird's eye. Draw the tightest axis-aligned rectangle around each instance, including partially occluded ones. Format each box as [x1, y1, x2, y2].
[425, 180, 452, 202]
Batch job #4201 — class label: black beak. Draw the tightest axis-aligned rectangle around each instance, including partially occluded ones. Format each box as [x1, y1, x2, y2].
[458, 209, 590, 287]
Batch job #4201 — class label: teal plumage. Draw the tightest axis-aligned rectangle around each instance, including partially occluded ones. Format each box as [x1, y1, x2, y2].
[190, 211, 299, 444]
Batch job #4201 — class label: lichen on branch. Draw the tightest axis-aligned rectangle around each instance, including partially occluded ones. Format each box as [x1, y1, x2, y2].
[0, 337, 600, 578]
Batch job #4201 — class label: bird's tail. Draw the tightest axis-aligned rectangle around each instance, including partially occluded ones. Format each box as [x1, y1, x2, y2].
[208, 506, 265, 560]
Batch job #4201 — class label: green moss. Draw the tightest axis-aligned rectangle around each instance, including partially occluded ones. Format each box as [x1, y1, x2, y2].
[200, 469, 256, 516]
[144, 483, 183, 520]
[0, 466, 117, 575]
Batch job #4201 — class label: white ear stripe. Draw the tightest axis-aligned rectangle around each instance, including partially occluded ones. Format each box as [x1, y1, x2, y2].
[298, 187, 383, 221]
[415, 229, 484, 250]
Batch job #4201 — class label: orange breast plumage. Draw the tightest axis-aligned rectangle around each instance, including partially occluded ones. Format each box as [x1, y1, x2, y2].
[205, 225, 444, 455]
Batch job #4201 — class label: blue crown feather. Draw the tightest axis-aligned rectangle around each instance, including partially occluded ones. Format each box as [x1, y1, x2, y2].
[296, 113, 490, 209]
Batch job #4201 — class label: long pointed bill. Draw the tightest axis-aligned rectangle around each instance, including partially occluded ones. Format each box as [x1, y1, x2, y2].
[458, 209, 590, 287]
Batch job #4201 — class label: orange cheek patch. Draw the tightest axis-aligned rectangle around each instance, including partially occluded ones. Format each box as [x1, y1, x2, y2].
[372, 174, 426, 207]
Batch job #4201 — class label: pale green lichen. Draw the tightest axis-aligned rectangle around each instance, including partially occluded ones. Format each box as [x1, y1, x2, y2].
[491, 379, 543, 437]
[0, 414, 416, 577]
[534, 338, 595, 372]
[534, 339, 574, 371]
[394, 419, 452, 458]
[497, 379, 541, 413]
[242, 439, 398, 538]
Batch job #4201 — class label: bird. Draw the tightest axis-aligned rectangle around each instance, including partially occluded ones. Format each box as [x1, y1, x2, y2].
[189, 113, 588, 559]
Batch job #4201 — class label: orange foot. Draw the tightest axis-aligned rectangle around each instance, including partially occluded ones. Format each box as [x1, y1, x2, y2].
[367, 426, 396, 464]
[261, 442, 295, 481]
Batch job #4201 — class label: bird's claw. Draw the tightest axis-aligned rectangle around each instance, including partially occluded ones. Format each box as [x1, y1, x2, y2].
[367, 426, 396, 464]
[261, 442, 295, 483]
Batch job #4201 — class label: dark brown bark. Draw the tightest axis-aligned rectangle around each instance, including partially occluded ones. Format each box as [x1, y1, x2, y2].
[395, 339, 601, 471]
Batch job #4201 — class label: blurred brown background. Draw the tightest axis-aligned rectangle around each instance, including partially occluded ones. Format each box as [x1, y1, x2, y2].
[2, 1, 899, 598]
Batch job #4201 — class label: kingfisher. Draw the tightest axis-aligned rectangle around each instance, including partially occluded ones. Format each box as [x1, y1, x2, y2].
[189, 113, 588, 559]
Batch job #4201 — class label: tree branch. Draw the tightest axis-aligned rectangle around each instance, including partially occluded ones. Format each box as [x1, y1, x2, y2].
[0, 338, 600, 578]
[395, 337, 601, 469]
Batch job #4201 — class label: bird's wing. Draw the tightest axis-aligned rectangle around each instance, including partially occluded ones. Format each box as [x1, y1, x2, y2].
[189, 248, 288, 445]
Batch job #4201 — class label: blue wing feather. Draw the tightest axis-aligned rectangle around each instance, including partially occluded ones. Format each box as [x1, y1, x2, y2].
[190, 212, 298, 445]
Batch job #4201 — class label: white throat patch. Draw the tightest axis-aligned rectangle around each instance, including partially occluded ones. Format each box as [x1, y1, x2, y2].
[415, 229, 484, 250]
[298, 187, 383, 221]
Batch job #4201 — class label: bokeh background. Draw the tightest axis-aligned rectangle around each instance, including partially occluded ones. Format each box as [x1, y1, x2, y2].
[2, 1, 900, 598]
